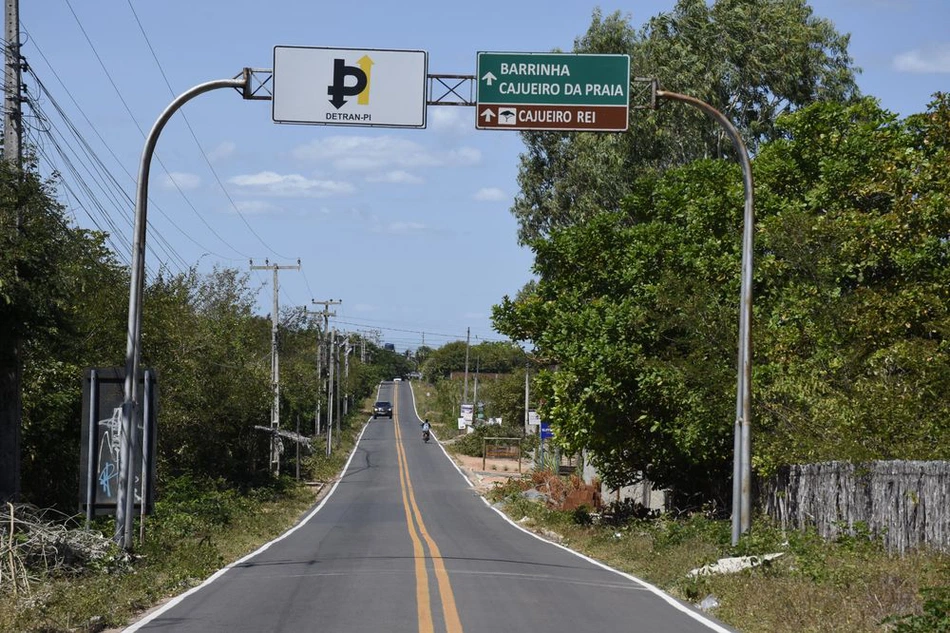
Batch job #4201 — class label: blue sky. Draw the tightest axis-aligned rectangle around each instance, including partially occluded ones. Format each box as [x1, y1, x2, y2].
[17, 0, 949, 352]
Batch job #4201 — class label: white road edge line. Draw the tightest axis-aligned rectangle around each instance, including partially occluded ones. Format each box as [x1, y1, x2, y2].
[406, 380, 733, 633]
[408, 380, 474, 488]
[123, 385, 383, 632]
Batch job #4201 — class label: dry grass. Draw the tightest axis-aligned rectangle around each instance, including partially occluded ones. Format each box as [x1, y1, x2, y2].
[488, 479, 949, 632]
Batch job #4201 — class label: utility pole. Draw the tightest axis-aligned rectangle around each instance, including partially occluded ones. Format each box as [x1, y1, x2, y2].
[0, 0, 23, 503]
[524, 359, 530, 436]
[343, 334, 351, 416]
[332, 329, 341, 440]
[472, 356, 480, 419]
[314, 320, 322, 436]
[463, 327, 471, 404]
[312, 299, 340, 443]
[250, 259, 300, 476]
[326, 331, 335, 454]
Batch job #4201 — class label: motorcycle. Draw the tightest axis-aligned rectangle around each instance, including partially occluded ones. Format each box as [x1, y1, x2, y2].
[422, 428, 430, 443]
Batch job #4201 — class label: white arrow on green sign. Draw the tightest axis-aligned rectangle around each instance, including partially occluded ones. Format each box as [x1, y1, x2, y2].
[476, 52, 630, 131]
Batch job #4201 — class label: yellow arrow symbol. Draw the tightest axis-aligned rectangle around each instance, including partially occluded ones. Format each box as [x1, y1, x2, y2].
[357, 55, 374, 105]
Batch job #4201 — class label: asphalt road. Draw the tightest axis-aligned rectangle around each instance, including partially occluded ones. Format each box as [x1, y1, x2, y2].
[126, 380, 734, 632]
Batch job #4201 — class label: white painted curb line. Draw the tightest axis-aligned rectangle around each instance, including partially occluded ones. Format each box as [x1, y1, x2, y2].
[407, 380, 732, 633]
[123, 385, 383, 632]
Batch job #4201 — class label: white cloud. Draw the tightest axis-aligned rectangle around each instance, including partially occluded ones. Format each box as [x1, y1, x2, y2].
[429, 108, 472, 135]
[208, 141, 236, 161]
[893, 45, 950, 73]
[448, 147, 481, 165]
[291, 135, 482, 171]
[366, 170, 424, 185]
[353, 303, 378, 313]
[474, 187, 507, 202]
[229, 200, 281, 215]
[227, 171, 355, 198]
[161, 172, 201, 190]
[385, 221, 429, 235]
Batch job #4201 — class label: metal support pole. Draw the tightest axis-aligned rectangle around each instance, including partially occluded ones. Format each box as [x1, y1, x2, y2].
[85, 370, 98, 529]
[117, 76, 245, 549]
[656, 89, 755, 545]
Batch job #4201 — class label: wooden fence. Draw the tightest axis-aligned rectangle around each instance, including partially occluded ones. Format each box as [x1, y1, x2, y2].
[762, 460, 950, 553]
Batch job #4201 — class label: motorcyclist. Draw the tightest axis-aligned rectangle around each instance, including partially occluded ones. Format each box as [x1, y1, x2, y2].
[421, 419, 431, 442]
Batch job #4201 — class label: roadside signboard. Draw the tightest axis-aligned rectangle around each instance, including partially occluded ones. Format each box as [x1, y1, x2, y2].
[461, 403, 474, 424]
[540, 421, 554, 440]
[80, 368, 157, 517]
[273, 46, 428, 128]
[475, 52, 630, 131]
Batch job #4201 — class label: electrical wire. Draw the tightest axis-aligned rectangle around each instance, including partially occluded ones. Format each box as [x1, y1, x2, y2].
[330, 318, 507, 343]
[61, 1, 258, 263]
[124, 0, 291, 261]
[20, 27, 238, 264]
[23, 74, 193, 273]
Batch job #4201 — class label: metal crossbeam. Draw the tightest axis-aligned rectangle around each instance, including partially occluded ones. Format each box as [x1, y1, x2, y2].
[631, 77, 659, 110]
[237, 69, 477, 106]
[239, 68, 274, 100]
[239, 68, 652, 111]
[427, 74, 476, 106]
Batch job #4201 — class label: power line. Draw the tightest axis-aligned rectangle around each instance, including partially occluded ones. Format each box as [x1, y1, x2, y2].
[330, 318, 507, 343]
[23, 71, 194, 273]
[60, 1, 255, 263]
[123, 0, 290, 261]
[20, 27, 237, 263]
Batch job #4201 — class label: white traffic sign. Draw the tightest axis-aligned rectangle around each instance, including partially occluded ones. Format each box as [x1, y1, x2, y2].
[273, 46, 428, 128]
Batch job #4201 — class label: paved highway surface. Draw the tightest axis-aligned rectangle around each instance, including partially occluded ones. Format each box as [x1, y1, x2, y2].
[126, 380, 734, 632]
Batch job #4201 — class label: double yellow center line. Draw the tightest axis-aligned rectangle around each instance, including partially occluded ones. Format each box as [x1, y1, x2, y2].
[393, 389, 464, 633]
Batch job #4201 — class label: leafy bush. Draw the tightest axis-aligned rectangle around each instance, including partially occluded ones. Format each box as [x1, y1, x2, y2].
[883, 587, 950, 632]
[599, 498, 659, 525]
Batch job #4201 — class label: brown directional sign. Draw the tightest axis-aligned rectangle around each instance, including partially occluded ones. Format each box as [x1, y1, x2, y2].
[476, 104, 628, 130]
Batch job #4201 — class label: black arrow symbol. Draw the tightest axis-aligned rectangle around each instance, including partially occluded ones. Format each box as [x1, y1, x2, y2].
[327, 59, 368, 110]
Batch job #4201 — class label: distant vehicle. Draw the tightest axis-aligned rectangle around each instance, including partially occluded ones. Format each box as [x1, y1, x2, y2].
[373, 401, 393, 419]
[393, 377, 402, 382]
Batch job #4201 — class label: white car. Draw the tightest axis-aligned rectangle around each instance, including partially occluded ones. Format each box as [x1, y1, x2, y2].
[393, 377, 402, 382]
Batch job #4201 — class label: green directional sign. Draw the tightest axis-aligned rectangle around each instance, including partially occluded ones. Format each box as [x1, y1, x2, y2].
[476, 52, 630, 131]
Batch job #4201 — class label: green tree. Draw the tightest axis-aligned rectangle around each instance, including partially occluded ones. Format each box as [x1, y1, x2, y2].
[421, 341, 468, 379]
[512, 0, 859, 243]
[0, 160, 129, 507]
[496, 96, 950, 506]
[142, 267, 272, 485]
[752, 95, 950, 470]
[478, 367, 533, 430]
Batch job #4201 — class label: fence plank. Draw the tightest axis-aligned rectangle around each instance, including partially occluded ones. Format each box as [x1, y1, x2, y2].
[763, 460, 950, 553]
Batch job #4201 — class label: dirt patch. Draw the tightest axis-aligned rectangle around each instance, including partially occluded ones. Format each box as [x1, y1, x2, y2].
[448, 452, 530, 493]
